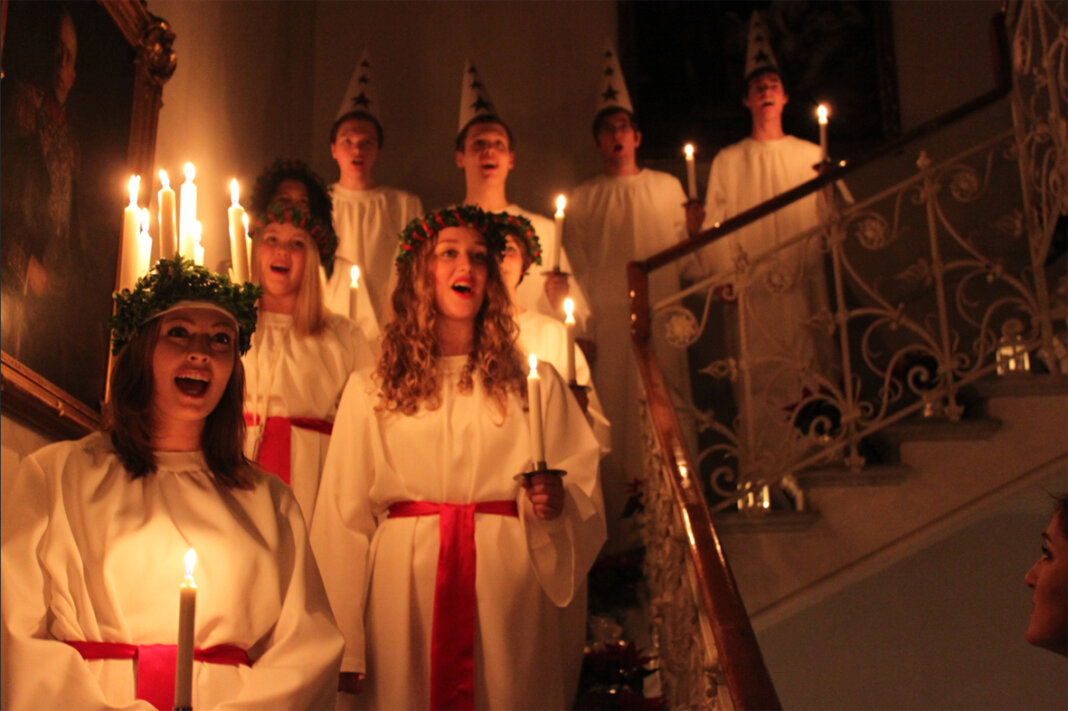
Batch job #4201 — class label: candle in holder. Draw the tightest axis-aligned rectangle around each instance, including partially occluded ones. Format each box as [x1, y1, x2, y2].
[349, 265, 361, 320]
[193, 221, 205, 266]
[120, 175, 141, 291]
[552, 195, 566, 271]
[179, 163, 197, 258]
[175, 548, 197, 710]
[228, 179, 250, 283]
[158, 170, 177, 260]
[684, 144, 697, 200]
[138, 208, 153, 277]
[563, 297, 576, 384]
[816, 105, 829, 161]
[527, 354, 546, 466]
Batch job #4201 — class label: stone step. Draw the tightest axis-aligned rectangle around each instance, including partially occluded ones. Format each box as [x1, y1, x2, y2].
[880, 415, 1002, 442]
[713, 510, 820, 534]
[795, 463, 910, 488]
[970, 373, 1068, 399]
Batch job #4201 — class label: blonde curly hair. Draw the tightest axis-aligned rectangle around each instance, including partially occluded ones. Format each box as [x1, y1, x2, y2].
[375, 207, 527, 418]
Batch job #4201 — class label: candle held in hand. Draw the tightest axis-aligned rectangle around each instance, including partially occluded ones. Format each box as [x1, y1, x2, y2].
[552, 195, 566, 271]
[684, 144, 697, 200]
[174, 548, 197, 710]
[817, 105, 829, 162]
[527, 354, 546, 466]
[563, 297, 576, 384]
[349, 265, 361, 321]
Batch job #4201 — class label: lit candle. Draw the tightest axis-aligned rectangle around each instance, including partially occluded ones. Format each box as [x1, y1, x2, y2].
[563, 297, 576, 384]
[193, 221, 205, 266]
[242, 213, 252, 269]
[684, 144, 697, 200]
[552, 195, 566, 271]
[120, 175, 141, 291]
[817, 105, 829, 161]
[138, 208, 153, 277]
[158, 170, 177, 260]
[349, 264, 361, 321]
[228, 179, 250, 283]
[175, 548, 197, 710]
[179, 162, 197, 258]
[527, 354, 546, 466]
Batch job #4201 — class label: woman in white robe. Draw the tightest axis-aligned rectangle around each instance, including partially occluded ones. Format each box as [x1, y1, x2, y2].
[311, 205, 606, 709]
[243, 161, 374, 521]
[0, 258, 343, 711]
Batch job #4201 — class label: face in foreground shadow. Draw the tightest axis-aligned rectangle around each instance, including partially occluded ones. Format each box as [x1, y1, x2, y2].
[1024, 506, 1067, 657]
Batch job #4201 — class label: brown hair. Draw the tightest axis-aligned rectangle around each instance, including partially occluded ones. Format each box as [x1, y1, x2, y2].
[250, 230, 327, 336]
[455, 114, 515, 153]
[104, 317, 252, 488]
[376, 229, 526, 418]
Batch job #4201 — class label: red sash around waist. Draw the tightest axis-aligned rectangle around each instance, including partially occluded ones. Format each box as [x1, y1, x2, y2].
[244, 413, 333, 484]
[65, 640, 250, 711]
[387, 500, 519, 711]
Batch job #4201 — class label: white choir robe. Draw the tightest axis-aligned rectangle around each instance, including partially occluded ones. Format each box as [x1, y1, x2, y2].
[507, 204, 592, 330]
[323, 184, 424, 340]
[0, 434, 343, 711]
[563, 169, 695, 545]
[310, 357, 605, 710]
[701, 136, 836, 452]
[243, 310, 375, 521]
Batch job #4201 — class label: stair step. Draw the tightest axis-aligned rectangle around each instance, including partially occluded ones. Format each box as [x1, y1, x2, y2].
[882, 415, 1001, 442]
[796, 463, 910, 487]
[713, 510, 820, 533]
[970, 374, 1068, 399]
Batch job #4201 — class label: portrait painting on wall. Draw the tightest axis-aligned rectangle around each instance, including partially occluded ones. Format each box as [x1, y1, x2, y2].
[1, 1, 137, 423]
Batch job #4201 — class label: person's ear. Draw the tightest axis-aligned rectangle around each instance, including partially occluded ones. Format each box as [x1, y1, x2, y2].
[506, 151, 515, 170]
[634, 130, 642, 149]
[455, 151, 465, 169]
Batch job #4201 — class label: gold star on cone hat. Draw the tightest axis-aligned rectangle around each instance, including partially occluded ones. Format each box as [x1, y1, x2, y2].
[595, 41, 634, 117]
[336, 48, 378, 122]
[744, 11, 779, 83]
[458, 59, 497, 135]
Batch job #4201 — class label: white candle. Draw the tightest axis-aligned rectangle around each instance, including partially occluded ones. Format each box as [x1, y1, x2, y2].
[684, 144, 697, 200]
[158, 170, 177, 260]
[527, 354, 546, 465]
[817, 105, 829, 161]
[349, 265, 361, 320]
[563, 297, 576, 384]
[228, 179, 249, 283]
[138, 208, 153, 277]
[179, 162, 197, 259]
[552, 195, 566, 271]
[120, 175, 141, 291]
[193, 221, 204, 266]
[242, 213, 252, 269]
[175, 548, 197, 710]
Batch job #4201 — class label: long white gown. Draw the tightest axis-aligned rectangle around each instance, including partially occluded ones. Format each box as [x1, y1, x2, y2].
[323, 184, 424, 339]
[310, 357, 605, 709]
[701, 136, 836, 452]
[1, 433, 343, 711]
[563, 169, 693, 544]
[243, 310, 374, 521]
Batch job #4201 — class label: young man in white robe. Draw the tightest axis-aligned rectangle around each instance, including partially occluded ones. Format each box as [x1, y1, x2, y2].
[323, 50, 423, 340]
[563, 45, 701, 548]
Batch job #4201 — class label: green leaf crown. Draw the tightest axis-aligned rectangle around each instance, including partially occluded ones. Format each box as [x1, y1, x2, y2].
[110, 257, 262, 355]
[395, 204, 504, 265]
[248, 202, 338, 273]
[490, 211, 542, 267]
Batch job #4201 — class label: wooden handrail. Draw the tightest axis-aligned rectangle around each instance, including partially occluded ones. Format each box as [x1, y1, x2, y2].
[626, 12, 1011, 710]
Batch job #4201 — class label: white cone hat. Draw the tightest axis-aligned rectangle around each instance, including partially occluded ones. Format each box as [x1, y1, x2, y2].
[595, 41, 634, 117]
[335, 48, 378, 123]
[744, 11, 779, 83]
[458, 59, 498, 134]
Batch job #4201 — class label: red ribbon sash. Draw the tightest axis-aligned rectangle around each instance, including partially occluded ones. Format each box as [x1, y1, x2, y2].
[65, 640, 250, 711]
[388, 500, 519, 711]
[244, 414, 333, 484]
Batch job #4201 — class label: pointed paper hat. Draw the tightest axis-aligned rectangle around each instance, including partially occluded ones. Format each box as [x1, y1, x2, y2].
[744, 11, 780, 83]
[595, 41, 634, 117]
[458, 59, 498, 135]
[336, 48, 378, 122]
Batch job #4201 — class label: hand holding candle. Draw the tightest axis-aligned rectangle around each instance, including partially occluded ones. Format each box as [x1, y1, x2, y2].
[158, 170, 177, 260]
[563, 297, 576, 384]
[175, 548, 197, 710]
[121, 175, 141, 292]
[817, 105, 829, 162]
[527, 354, 546, 467]
[552, 195, 566, 272]
[684, 144, 697, 200]
[228, 179, 250, 283]
[349, 265, 361, 321]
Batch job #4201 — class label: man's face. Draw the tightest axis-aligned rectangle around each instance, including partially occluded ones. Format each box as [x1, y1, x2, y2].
[595, 112, 641, 163]
[455, 122, 514, 187]
[742, 72, 788, 122]
[331, 118, 381, 183]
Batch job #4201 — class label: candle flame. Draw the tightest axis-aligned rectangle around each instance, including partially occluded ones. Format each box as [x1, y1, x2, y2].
[159, 169, 170, 190]
[184, 162, 196, 182]
[684, 143, 694, 158]
[350, 264, 361, 288]
[555, 194, 566, 216]
[817, 104, 829, 124]
[230, 178, 240, 206]
[184, 548, 197, 579]
[528, 353, 538, 377]
[140, 208, 150, 234]
[128, 175, 140, 207]
[563, 297, 574, 319]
